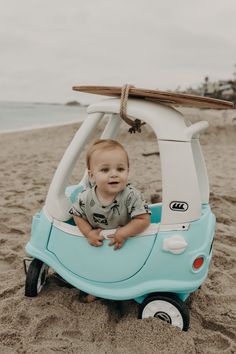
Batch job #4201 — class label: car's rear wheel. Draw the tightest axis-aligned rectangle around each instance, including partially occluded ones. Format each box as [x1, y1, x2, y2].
[25, 259, 49, 297]
[138, 292, 190, 331]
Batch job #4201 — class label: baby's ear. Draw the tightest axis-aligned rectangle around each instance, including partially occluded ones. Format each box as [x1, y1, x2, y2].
[88, 170, 94, 181]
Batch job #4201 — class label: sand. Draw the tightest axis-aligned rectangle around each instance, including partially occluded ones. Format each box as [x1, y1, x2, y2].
[0, 108, 236, 353]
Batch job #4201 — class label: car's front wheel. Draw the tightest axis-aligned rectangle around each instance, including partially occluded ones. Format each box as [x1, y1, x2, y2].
[138, 292, 190, 331]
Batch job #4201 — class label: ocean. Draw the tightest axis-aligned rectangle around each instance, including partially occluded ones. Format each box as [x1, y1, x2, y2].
[0, 101, 87, 133]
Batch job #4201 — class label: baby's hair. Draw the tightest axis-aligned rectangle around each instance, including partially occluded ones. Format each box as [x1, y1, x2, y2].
[86, 139, 129, 169]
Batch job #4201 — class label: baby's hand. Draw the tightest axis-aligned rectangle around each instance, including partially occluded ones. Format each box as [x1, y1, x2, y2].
[108, 229, 128, 250]
[87, 228, 104, 247]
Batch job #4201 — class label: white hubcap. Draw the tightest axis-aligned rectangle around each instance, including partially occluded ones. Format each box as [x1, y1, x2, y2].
[37, 264, 48, 293]
[142, 300, 184, 329]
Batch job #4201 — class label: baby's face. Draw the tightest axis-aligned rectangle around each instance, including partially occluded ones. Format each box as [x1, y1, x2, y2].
[88, 148, 129, 197]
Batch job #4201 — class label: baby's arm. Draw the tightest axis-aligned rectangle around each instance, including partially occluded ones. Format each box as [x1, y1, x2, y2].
[109, 213, 150, 250]
[73, 215, 104, 247]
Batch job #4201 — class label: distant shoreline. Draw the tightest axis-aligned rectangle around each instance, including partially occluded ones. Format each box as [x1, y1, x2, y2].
[0, 119, 82, 135]
[0, 101, 86, 134]
[0, 100, 86, 106]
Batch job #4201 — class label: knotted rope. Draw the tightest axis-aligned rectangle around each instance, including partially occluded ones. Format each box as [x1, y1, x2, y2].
[120, 84, 145, 133]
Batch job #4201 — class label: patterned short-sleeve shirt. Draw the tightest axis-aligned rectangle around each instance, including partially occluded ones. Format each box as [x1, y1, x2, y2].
[69, 184, 150, 229]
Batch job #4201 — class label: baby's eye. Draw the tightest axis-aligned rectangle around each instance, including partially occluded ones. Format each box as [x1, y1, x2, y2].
[101, 168, 109, 173]
[117, 167, 125, 172]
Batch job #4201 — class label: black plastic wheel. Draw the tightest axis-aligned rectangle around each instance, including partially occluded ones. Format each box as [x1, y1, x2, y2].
[25, 258, 48, 297]
[138, 292, 190, 331]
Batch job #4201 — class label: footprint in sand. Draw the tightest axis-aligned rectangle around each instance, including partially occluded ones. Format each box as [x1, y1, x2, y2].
[196, 328, 235, 353]
[9, 228, 25, 235]
[32, 314, 62, 339]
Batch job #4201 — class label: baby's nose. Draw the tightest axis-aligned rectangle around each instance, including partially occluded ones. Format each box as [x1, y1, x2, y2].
[110, 169, 118, 177]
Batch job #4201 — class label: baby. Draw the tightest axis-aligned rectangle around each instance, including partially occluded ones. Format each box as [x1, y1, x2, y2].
[69, 139, 151, 250]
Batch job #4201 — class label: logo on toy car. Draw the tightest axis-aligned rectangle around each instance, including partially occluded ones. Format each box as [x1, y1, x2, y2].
[169, 201, 188, 212]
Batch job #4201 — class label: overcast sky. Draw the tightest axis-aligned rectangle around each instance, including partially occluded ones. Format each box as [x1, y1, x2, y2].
[1, 0, 236, 103]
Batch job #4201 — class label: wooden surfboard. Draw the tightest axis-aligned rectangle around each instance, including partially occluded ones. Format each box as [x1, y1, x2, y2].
[72, 85, 235, 110]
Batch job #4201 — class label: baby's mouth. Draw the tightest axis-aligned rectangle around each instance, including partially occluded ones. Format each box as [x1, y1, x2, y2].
[108, 181, 119, 185]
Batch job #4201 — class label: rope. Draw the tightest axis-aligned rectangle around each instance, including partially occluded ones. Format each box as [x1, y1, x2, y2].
[120, 84, 145, 133]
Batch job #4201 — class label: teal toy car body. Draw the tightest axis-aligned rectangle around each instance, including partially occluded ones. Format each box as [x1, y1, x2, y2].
[25, 98, 215, 331]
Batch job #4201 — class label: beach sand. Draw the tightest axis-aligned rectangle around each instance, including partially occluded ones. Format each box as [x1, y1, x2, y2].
[0, 108, 235, 353]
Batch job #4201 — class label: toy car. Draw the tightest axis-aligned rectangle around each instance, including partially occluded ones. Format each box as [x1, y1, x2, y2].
[24, 96, 216, 331]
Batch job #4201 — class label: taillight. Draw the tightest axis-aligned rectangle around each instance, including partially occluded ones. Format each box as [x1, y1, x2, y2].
[193, 256, 204, 270]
